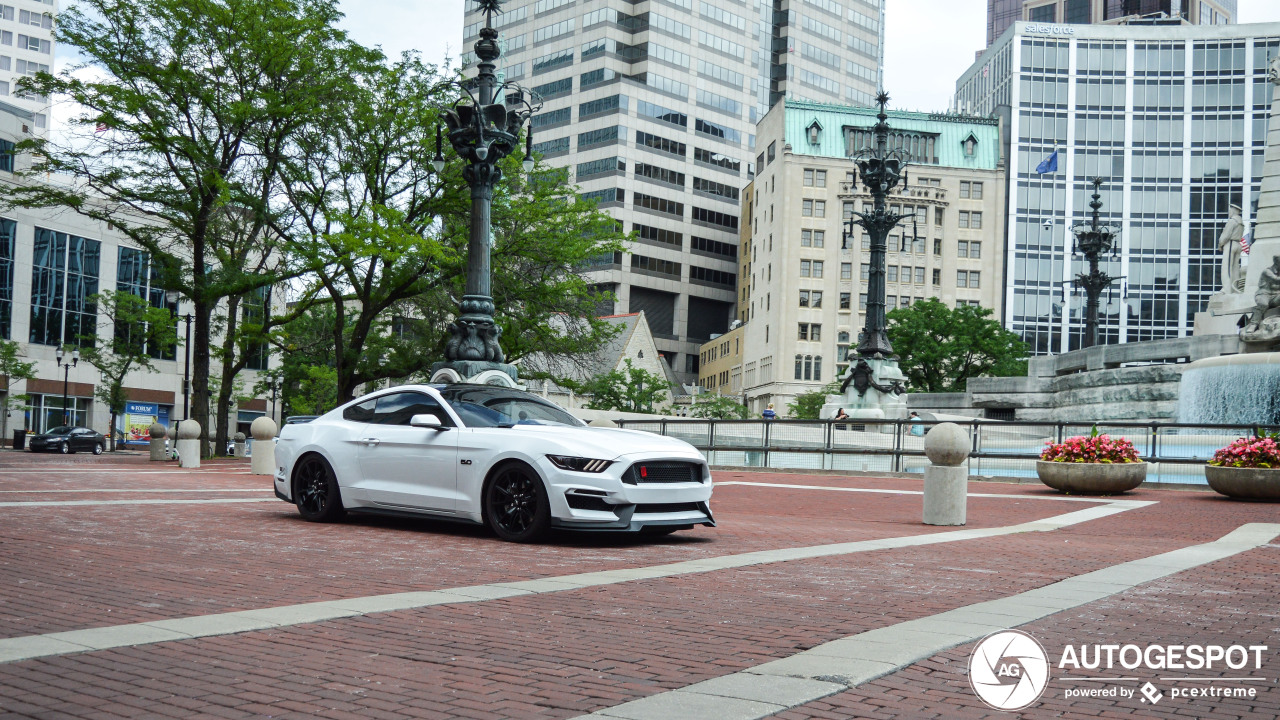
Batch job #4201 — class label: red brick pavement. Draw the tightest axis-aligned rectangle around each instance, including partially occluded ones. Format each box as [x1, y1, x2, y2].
[0, 467, 1075, 638]
[772, 544, 1280, 720]
[0, 457, 1276, 720]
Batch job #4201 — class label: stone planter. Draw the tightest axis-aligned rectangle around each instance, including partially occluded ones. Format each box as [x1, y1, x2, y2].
[1204, 465, 1280, 501]
[1035, 460, 1147, 495]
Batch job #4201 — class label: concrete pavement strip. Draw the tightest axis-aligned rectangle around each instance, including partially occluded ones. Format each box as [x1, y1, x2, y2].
[572, 522, 1280, 720]
[0, 498, 279, 508]
[0, 499, 1152, 664]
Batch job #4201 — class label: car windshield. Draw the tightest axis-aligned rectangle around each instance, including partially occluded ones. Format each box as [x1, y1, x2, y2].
[438, 386, 585, 428]
[45, 426, 72, 435]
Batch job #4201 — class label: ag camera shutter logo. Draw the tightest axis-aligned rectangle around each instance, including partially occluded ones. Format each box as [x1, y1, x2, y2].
[969, 630, 1051, 711]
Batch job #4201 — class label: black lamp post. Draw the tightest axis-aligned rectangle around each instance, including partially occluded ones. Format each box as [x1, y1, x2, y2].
[165, 290, 194, 421]
[845, 92, 910, 359]
[55, 346, 79, 427]
[1070, 177, 1121, 349]
[430, 0, 540, 385]
[269, 378, 281, 424]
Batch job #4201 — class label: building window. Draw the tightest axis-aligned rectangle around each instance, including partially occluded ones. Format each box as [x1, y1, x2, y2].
[959, 211, 969, 229]
[935, 208, 943, 226]
[798, 323, 821, 341]
[933, 238, 942, 256]
[932, 268, 941, 285]
[242, 286, 270, 370]
[801, 229, 812, 247]
[0, 218, 12, 338]
[970, 241, 981, 258]
[887, 266, 898, 283]
[793, 354, 821, 381]
[1029, 3, 1055, 22]
[803, 169, 814, 186]
[0, 139, 13, 173]
[958, 241, 969, 258]
[799, 290, 809, 307]
[802, 199, 813, 216]
[970, 212, 982, 229]
[811, 261, 823, 278]
[960, 181, 970, 199]
[971, 182, 983, 199]
[860, 263, 870, 281]
[915, 267, 925, 284]
[839, 292, 850, 310]
[858, 293, 868, 310]
[115, 247, 178, 359]
[31, 228, 101, 348]
[814, 201, 826, 218]
[800, 260, 811, 277]
[957, 270, 982, 288]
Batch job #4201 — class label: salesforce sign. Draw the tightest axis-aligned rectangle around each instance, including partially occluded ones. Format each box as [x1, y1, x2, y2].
[1024, 23, 1077, 36]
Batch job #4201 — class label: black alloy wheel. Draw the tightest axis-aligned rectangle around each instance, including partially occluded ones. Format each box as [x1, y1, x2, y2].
[484, 464, 550, 543]
[294, 455, 345, 522]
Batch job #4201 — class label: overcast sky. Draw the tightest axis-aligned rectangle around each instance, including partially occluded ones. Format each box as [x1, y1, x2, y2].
[334, 0, 1280, 113]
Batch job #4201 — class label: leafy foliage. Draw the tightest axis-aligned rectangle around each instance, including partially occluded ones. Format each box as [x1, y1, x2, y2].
[575, 360, 672, 414]
[688, 393, 749, 420]
[887, 299, 1028, 393]
[5, 0, 365, 454]
[0, 340, 36, 439]
[787, 381, 842, 420]
[77, 291, 179, 450]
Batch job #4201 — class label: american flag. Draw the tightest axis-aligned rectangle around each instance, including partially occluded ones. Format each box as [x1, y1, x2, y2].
[1241, 230, 1252, 254]
[95, 122, 108, 133]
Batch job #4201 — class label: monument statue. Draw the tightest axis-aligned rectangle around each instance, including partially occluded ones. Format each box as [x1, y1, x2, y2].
[1217, 204, 1244, 293]
[1241, 254, 1280, 345]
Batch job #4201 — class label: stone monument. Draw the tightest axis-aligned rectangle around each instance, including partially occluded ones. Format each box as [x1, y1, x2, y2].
[148, 422, 167, 461]
[922, 422, 969, 526]
[1178, 55, 1280, 424]
[1218, 204, 1245, 294]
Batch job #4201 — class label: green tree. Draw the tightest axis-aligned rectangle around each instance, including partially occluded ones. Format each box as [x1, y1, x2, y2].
[787, 381, 842, 419]
[887, 298, 1029, 393]
[5, 0, 365, 455]
[77, 291, 180, 451]
[0, 340, 36, 441]
[576, 360, 672, 414]
[689, 393, 750, 420]
[279, 54, 624, 402]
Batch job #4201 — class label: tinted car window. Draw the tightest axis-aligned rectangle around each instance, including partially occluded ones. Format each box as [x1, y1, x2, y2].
[438, 386, 583, 428]
[342, 399, 377, 423]
[372, 392, 452, 426]
[46, 426, 72, 435]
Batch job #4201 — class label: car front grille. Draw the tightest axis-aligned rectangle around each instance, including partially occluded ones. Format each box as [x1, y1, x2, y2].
[623, 461, 703, 485]
[634, 502, 702, 514]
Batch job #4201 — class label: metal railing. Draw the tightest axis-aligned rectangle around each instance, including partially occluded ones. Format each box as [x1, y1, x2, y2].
[614, 418, 1280, 486]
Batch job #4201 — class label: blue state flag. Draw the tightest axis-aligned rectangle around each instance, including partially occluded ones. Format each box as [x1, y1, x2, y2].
[1035, 149, 1059, 174]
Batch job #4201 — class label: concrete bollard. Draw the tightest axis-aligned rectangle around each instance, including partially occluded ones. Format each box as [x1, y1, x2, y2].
[176, 419, 202, 469]
[250, 416, 277, 476]
[148, 423, 168, 461]
[233, 431, 246, 457]
[922, 422, 970, 526]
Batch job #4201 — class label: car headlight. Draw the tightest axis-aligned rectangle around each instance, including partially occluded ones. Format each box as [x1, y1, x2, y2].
[546, 455, 613, 473]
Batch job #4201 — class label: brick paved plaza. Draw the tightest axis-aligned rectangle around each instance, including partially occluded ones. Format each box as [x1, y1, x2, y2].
[0, 452, 1276, 719]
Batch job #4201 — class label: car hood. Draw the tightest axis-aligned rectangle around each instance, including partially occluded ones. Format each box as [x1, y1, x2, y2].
[497, 425, 701, 461]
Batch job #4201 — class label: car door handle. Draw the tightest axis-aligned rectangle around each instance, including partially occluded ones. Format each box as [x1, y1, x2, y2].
[361, 438, 380, 446]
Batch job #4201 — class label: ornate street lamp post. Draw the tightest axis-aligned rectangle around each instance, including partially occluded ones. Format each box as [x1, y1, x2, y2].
[429, 0, 540, 387]
[1070, 177, 1121, 349]
[55, 346, 79, 427]
[829, 92, 909, 419]
[848, 92, 909, 359]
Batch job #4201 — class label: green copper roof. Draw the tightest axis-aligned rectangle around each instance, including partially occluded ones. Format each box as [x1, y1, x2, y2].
[783, 100, 1002, 171]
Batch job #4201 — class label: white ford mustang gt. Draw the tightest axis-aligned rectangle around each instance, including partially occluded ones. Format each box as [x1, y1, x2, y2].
[273, 383, 715, 542]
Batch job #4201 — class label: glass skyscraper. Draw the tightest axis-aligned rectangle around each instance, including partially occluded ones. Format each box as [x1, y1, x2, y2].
[462, 0, 885, 383]
[957, 20, 1278, 354]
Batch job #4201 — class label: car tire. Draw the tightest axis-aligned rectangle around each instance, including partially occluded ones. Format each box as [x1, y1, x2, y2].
[93, 443, 104, 455]
[484, 463, 551, 543]
[293, 454, 345, 522]
[60, 443, 71, 455]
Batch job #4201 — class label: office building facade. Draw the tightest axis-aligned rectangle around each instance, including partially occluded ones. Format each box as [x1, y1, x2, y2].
[715, 100, 1005, 412]
[957, 20, 1278, 355]
[0, 0, 54, 133]
[988, 0, 1236, 48]
[462, 0, 885, 383]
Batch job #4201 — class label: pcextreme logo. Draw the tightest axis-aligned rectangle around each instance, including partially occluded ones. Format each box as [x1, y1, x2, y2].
[969, 630, 1052, 711]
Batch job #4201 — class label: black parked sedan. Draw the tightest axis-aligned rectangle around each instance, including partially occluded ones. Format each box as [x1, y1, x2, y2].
[28, 426, 106, 455]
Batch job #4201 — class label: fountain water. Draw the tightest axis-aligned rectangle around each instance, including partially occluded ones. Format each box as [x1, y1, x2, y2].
[1176, 354, 1280, 425]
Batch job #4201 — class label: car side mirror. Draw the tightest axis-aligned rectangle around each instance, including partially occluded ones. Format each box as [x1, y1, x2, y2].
[409, 414, 447, 430]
